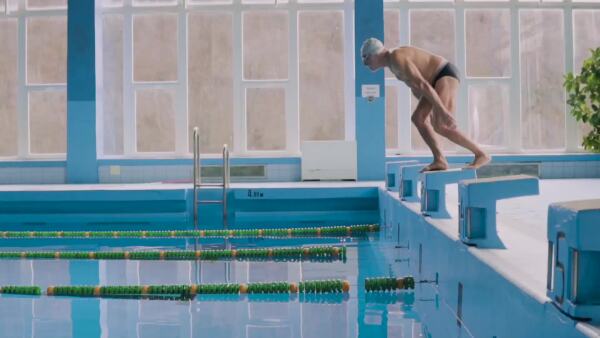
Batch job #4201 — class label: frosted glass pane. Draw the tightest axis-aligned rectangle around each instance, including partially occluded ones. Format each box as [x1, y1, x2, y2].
[136, 89, 176, 152]
[384, 10, 400, 79]
[299, 0, 342, 3]
[133, 14, 178, 82]
[520, 10, 565, 149]
[573, 11, 600, 73]
[299, 11, 345, 141]
[465, 9, 511, 77]
[188, 12, 233, 154]
[0, 19, 18, 156]
[243, 0, 288, 4]
[6, 0, 17, 12]
[246, 88, 286, 151]
[468, 85, 509, 147]
[133, 0, 178, 6]
[102, 15, 124, 155]
[243, 11, 288, 80]
[0, 0, 4, 13]
[188, 0, 232, 4]
[573, 10, 600, 147]
[386, 86, 398, 149]
[27, 0, 66, 9]
[102, 0, 123, 7]
[410, 10, 456, 64]
[29, 90, 67, 154]
[27, 16, 67, 84]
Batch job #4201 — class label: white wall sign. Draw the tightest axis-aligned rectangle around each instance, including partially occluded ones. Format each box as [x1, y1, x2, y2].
[361, 84, 380, 100]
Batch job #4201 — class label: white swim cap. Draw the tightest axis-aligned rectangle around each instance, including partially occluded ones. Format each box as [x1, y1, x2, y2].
[361, 38, 384, 59]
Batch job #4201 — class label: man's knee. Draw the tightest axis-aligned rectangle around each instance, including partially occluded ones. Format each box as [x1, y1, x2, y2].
[432, 122, 456, 136]
[411, 113, 426, 128]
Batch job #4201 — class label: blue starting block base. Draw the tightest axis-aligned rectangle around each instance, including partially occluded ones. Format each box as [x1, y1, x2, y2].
[458, 175, 539, 248]
[386, 160, 418, 192]
[420, 168, 477, 219]
[547, 199, 600, 322]
[400, 164, 424, 202]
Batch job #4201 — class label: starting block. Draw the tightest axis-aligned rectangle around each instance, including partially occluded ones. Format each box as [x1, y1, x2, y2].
[458, 175, 539, 248]
[400, 164, 424, 202]
[547, 199, 600, 321]
[386, 160, 418, 192]
[420, 168, 477, 218]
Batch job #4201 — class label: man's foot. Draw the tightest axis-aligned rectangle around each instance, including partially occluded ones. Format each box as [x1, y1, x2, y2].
[420, 159, 449, 172]
[464, 153, 491, 169]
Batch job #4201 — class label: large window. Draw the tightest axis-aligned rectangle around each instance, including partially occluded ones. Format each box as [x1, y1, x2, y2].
[0, 1, 67, 159]
[99, 0, 354, 158]
[385, 0, 600, 154]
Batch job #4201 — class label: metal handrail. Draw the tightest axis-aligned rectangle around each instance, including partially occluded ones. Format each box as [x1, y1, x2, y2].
[193, 127, 200, 228]
[192, 127, 230, 229]
[222, 144, 230, 229]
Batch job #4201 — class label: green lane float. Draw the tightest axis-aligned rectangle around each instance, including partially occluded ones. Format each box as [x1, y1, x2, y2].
[0, 286, 41, 295]
[364, 277, 415, 292]
[40, 279, 350, 299]
[0, 224, 379, 239]
[0, 246, 346, 262]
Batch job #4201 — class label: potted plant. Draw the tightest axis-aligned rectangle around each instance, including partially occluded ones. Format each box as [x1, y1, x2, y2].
[564, 47, 600, 152]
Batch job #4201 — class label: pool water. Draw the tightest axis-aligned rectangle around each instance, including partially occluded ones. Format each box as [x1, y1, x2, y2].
[0, 233, 463, 338]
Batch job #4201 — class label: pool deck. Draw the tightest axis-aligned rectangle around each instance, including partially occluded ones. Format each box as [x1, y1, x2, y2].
[0, 181, 384, 191]
[384, 179, 600, 337]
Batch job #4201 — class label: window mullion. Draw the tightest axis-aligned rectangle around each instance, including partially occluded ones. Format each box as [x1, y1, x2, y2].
[175, 3, 188, 155]
[343, 0, 355, 142]
[456, 0, 469, 147]
[509, 0, 522, 152]
[123, 0, 136, 156]
[564, 0, 578, 151]
[286, 2, 299, 155]
[233, 0, 244, 155]
[17, 11, 28, 158]
[398, 5, 411, 154]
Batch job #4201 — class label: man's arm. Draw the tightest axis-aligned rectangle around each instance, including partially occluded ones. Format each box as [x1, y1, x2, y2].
[402, 60, 449, 115]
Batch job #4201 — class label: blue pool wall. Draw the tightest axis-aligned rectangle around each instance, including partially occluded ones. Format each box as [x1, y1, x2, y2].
[377, 188, 592, 338]
[0, 186, 379, 229]
[0, 154, 600, 185]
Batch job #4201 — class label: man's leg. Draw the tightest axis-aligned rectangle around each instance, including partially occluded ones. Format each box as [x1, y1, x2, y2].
[431, 78, 490, 169]
[411, 98, 448, 171]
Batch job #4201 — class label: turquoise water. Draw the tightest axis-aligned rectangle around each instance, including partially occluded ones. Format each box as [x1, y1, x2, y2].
[0, 235, 454, 337]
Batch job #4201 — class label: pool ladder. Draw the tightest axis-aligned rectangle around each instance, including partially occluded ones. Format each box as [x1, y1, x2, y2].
[192, 127, 230, 229]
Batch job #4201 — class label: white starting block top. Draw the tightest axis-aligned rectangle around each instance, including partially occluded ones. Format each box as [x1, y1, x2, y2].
[420, 168, 477, 218]
[548, 199, 600, 251]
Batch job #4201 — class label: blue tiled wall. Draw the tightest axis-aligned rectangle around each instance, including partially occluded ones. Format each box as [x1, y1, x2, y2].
[539, 161, 600, 179]
[0, 167, 66, 184]
[0, 159, 598, 185]
[97, 164, 300, 184]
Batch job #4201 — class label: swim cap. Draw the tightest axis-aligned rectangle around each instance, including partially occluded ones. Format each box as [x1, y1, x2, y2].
[361, 38, 384, 59]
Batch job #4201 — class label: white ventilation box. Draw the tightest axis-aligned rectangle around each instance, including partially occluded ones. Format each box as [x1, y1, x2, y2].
[301, 141, 357, 181]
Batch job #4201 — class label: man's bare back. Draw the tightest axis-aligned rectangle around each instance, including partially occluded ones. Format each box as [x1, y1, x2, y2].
[387, 47, 447, 90]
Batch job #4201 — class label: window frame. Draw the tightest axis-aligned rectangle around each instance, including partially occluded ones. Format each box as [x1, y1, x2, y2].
[384, 0, 600, 156]
[0, 2, 68, 160]
[97, 0, 356, 159]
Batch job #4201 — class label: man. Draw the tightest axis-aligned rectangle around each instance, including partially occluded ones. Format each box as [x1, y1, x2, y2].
[361, 38, 490, 171]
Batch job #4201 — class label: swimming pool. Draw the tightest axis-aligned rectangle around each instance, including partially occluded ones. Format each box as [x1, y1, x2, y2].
[0, 224, 450, 338]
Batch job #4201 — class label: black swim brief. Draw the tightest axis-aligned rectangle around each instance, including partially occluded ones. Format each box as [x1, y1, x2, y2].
[431, 62, 460, 85]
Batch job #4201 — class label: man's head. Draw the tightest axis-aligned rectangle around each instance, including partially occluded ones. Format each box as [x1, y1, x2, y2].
[361, 38, 385, 70]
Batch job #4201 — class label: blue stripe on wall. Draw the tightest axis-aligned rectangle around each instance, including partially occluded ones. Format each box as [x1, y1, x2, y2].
[66, 0, 98, 183]
[355, 0, 385, 180]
